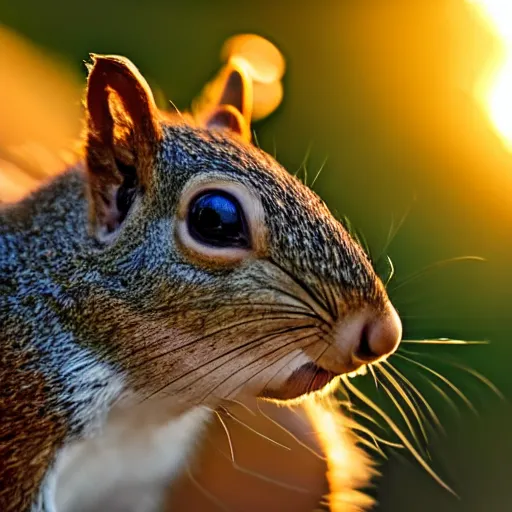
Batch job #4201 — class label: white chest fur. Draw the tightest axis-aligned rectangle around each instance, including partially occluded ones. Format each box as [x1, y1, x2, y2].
[53, 405, 212, 512]
[43, 395, 373, 512]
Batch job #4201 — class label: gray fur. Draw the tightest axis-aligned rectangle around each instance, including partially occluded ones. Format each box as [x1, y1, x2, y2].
[1, 121, 386, 510]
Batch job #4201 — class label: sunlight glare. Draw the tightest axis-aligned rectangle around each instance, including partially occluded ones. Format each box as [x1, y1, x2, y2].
[471, 0, 512, 149]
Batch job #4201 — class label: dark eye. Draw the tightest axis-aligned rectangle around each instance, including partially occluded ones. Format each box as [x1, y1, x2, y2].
[187, 190, 250, 248]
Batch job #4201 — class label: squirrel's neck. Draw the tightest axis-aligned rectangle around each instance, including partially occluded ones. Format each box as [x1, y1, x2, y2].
[0, 167, 127, 511]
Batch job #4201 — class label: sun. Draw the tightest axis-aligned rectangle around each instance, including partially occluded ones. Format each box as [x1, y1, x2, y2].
[471, 0, 512, 149]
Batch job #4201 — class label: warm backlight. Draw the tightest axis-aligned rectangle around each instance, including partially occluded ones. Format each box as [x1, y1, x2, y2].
[472, 1, 512, 149]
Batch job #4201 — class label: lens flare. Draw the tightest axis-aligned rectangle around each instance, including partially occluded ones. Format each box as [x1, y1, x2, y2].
[471, 1, 512, 149]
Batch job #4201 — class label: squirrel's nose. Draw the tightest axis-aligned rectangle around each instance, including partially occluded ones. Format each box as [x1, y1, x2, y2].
[315, 301, 402, 375]
[353, 303, 402, 363]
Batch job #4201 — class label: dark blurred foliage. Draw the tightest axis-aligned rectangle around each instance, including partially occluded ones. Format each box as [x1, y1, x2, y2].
[1, 0, 511, 510]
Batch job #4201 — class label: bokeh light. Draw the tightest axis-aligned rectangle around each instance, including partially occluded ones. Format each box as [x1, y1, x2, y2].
[221, 34, 285, 121]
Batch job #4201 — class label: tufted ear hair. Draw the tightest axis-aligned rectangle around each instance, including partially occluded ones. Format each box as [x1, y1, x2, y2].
[85, 54, 161, 241]
[194, 60, 253, 142]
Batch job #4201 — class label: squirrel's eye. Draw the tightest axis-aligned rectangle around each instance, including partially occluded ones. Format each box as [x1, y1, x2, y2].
[187, 190, 250, 248]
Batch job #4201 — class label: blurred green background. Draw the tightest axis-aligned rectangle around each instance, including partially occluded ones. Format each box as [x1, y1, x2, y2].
[2, 0, 512, 510]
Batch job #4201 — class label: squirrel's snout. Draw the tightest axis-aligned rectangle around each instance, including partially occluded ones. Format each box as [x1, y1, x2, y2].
[353, 303, 402, 363]
[322, 302, 402, 374]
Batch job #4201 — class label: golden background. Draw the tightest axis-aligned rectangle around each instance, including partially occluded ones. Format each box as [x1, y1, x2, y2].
[1, 0, 511, 510]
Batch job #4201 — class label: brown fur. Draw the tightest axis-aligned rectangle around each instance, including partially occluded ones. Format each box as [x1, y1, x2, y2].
[0, 345, 67, 511]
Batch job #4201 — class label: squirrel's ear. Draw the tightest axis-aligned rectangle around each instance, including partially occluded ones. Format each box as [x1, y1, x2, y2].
[85, 54, 161, 241]
[195, 62, 253, 142]
[205, 105, 251, 141]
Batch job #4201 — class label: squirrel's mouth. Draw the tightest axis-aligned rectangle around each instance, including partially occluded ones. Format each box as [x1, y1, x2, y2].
[260, 362, 339, 401]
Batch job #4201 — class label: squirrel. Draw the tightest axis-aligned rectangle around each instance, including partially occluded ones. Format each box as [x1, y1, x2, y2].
[0, 52, 402, 511]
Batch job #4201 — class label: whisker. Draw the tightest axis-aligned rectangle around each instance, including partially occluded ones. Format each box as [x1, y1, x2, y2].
[261, 282, 329, 320]
[389, 256, 486, 293]
[395, 353, 478, 415]
[186, 465, 231, 512]
[374, 198, 415, 265]
[342, 377, 457, 497]
[383, 361, 445, 436]
[384, 255, 395, 288]
[186, 326, 318, 394]
[368, 365, 380, 390]
[141, 325, 315, 404]
[346, 404, 405, 451]
[252, 129, 261, 149]
[218, 406, 291, 451]
[255, 337, 328, 406]
[207, 328, 318, 404]
[381, 215, 396, 264]
[346, 405, 386, 432]
[208, 407, 312, 494]
[270, 261, 334, 322]
[355, 228, 372, 258]
[213, 302, 317, 313]
[373, 366, 426, 452]
[224, 453, 311, 493]
[337, 214, 370, 256]
[256, 401, 326, 462]
[399, 349, 504, 400]
[221, 398, 257, 416]
[355, 435, 388, 459]
[401, 338, 488, 345]
[334, 383, 352, 404]
[350, 422, 405, 450]
[419, 375, 461, 418]
[124, 315, 275, 369]
[319, 280, 339, 321]
[304, 341, 332, 394]
[129, 314, 316, 372]
[444, 362, 505, 401]
[168, 98, 185, 121]
[310, 155, 328, 189]
[338, 214, 355, 241]
[376, 363, 429, 447]
[294, 141, 313, 184]
[214, 409, 235, 462]
[224, 334, 325, 401]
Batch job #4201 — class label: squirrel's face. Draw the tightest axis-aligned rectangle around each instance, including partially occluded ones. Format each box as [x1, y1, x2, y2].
[83, 56, 401, 407]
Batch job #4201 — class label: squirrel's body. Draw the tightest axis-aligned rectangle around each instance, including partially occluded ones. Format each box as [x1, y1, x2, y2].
[1, 167, 125, 509]
[0, 56, 402, 511]
[0, 161, 226, 510]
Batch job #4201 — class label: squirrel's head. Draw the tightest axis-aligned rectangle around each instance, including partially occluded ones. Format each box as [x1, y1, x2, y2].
[82, 55, 401, 407]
